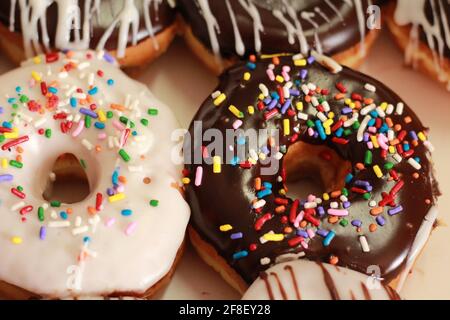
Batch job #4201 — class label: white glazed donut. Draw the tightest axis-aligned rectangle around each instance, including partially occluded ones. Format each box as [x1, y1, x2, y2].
[0, 50, 190, 299]
[242, 260, 401, 300]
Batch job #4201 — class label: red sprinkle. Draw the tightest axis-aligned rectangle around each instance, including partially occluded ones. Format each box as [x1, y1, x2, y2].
[336, 82, 347, 93]
[11, 188, 26, 199]
[45, 52, 59, 63]
[40, 82, 48, 95]
[254, 213, 272, 231]
[289, 199, 299, 224]
[95, 193, 103, 211]
[20, 205, 33, 215]
[1, 136, 29, 151]
[288, 236, 304, 247]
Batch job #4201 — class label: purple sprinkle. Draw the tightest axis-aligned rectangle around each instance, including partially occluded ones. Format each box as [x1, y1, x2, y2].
[281, 99, 292, 114]
[299, 69, 308, 79]
[307, 56, 315, 64]
[343, 201, 351, 209]
[39, 226, 46, 240]
[289, 89, 300, 96]
[376, 216, 386, 226]
[230, 232, 243, 240]
[351, 220, 362, 227]
[355, 180, 370, 187]
[409, 131, 419, 141]
[261, 146, 269, 155]
[363, 132, 370, 142]
[341, 107, 353, 115]
[317, 229, 329, 237]
[297, 230, 309, 238]
[388, 205, 403, 216]
[317, 206, 325, 217]
[106, 188, 115, 196]
[0, 174, 13, 183]
[79, 108, 98, 119]
[103, 52, 115, 63]
[263, 97, 272, 105]
[313, 132, 319, 139]
[267, 99, 278, 110]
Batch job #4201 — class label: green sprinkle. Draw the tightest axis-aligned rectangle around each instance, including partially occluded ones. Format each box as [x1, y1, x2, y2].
[342, 188, 349, 197]
[17, 186, 23, 192]
[19, 95, 29, 103]
[363, 193, 371, 200]
[106, 111, 114, 119]
[50, 201, 61, 208]
[38, 207, 45, 222]
[352, 121, 361, 130]
[0, 135, 5, 143]
[85, 115, 92, 128]
[119, 116, 135, 128]
[12, 103, 19, 110]
[119, 149, 131, 162]
[384, 162, 394, 170]
[10, 160, 23, 168]
[344, 129, 352, 136]
[80, 159, 87, 169]
[306, 120, 314, 128]
[364, 150, 373, 166]
[340, 219, 349, 227]
[45, 129, 52, 138]
[149, 199, 159, 207]
[140, 118, 149, 126]
[147, 108, 158, 116]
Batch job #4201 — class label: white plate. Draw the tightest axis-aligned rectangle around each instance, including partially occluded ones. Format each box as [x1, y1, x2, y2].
[0, 30, 448, 300]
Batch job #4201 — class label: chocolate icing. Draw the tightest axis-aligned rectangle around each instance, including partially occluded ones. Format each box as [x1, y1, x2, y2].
[0, 0, 175, 50]
[184, 54, 439, 285]
[177, 0, 380, 58]
[420, 0, 450, 59]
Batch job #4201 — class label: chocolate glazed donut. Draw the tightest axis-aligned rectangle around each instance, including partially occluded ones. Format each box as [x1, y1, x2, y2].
[177, 0, 383, 74]
[0, 0, 178, 68]
[184, 53, 440, 294]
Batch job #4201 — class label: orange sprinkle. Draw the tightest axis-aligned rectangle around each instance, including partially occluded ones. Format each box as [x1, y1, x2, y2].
[356, 163, 365, 170]
[87, 206, 96, 215]
[143, 177, 151, 184]
[390, 139, 400, 146]
[404, 116, 412, 124]
[16, 146, 24, 153]
[66, 208, 73, 214]
[275, 206, 286, 214]
[110, 104, 126, 111]
[299, 221, 307, 228]
[328, 216, 339, 224]
[254, 178, 262, 191]
[369, 224, 378, 232]
[394, 124, 402, 132]
[413, 172, 420, 179]
[425, 199, 431, 205]
[385, 117, 394, 128]
[334, 93, 345, 100]
[249, 55, 256, 62]
[284, 227, 293, 234]
[95, 145, 102, 152]
[305, 95, 312, 103]
[370, 207, 383, 216]
[118, 176, 127, 184]
[16, 155, 22, 162]
[329, 255, 339, 265]
[331, 190, 342, 198]
[364, 98, 374, 105]
[272, 56, 279, 65]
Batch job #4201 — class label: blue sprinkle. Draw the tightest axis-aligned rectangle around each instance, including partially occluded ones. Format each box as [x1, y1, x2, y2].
[263, 182, 272, 189]
[315, 120, 326, 140]
[343, 201, 351, 209]
[83, 236, 91, 243]
[270, 92, 280, 100]
[246, 62, 256, 70]
[39, 226, 46, 240]
[15, 86, 21, 93]
[281, 99, 291, 114]
[341, 107, 353, 115]
[107, 79, 114, 86]
[403, 142, 410, 152]
[299, 69, 308, 79]
[237, 136, 246, 145]
[257, 189, 272, 199]
[3, 122, 12, 129]
[376, 215, 386, 226]
[323, 230, 336, 246]
[345, 173, 353, 184]
[317, 206, 325, 217]
[88, 87, 98, 95]
[7, 98, 16, 104]
[121, 209, 133, 216]
[132, 131, 137, 136]
[290, 89, 300, 96]
[112, 171, 119, 185]
[0, 107, 3, 114]
[263, 97, 272, 105]
[107, 188, 115, 196]
[48, 87, 58, 94]
[368, 118, 376, 127]
[94, 122, 105, 129]
[70, 97, 77, 108]
[230, 156, 239, 166]
[335, 127, 344, 137]
[307, 56, 315, 64]
[410, 131, 418, 141]
[230, 232, 243, 240]
[317, 229, 329, 237]
[267, 99, 278, 110]
[60, 211, 68, 220]
[103, 53, 115, 64]
[233, 250, 248, 260]
[297, 230, 309, 238]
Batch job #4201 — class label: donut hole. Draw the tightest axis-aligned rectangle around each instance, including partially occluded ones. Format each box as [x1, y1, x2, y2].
[283, 142, 351, 199]
[42, 153, 91, 204]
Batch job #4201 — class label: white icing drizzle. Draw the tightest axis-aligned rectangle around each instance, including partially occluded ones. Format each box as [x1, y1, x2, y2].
[394, 0, 450, 89]
[354, 0, 367, 56]
[238, 0, 264, 53]
[225, 0, 245, 56]
[196, 0, 221, 57]
[8, 0, 167, 58]
[325, 0, 344, 22]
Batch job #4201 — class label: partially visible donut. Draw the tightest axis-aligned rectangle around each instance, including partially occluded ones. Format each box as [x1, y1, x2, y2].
[184, 52, 440, 295]
[0, 0, 179, 68]
[177, 0, 382, 74]
[242, 260, 401, 300]
[385, 0, 450, 90]
[0, 50, 190, 299]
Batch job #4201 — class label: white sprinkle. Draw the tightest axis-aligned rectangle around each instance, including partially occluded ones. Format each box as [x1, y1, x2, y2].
[298, 112, 308, 121]
[330, 202, 339, 209]
[301, 84, 310, 95]
[75, 216, 82, 227]
[376, 106, 386, 118]
[388, 129, 395, 141]
[357, 116, 371, 142]
[72, 226, 89, 235]
[128, 166, 143, 173]
[49, 172, 56, 182]
[292, 53, 304, 60]
[11, 201, 25, 211]
[260, 257, 271, 265]
[369, 200, 377, 207]
[393, 153, 403, 163]
[253, 199, 266, 209]
[396, 102, 404, 115]
[58, 71, 68, 79]
[311, 50, 343, 73]
[274, 152, 283, 160]
[283, 86, 290, 99]
[211, 90, 221, 99]
[360, 236, 370, 252]
[386, 104, 394, 115]
[51, 210, 58, 219]
[72, 93, 86, 100]
[307, 83, 316, 91]
[364, 83, 376, 92]
[48, 221, 71, 228]
[322, 101, 330, 112]
[304, 202, 317, 209]
[424, 141, 435, 152]
[361, 104, 376, 115]
[344, 113, 358, 127]
[311, 96, 319, 107]
[259, 84, 269, 97]
[73, 113, 82, 123]
[81, 139, 93, 151]
[317, 112, 328, 122]
[77, 62, 90, 70]
[88, 73, 95, 86]
[408, 158, 422, 170]
[65, 85, 77, 97]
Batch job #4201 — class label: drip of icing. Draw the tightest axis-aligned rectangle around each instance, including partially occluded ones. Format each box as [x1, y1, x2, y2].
[96, 0, 139, 58]
[394, 0, 450, 89]
[225, 0, 245, 56]
[301, 11, 323, 55]
[238, 0, 264, 53]
[325, 0, 344, 22]
[9, 0, 16, 32]
[196, 0, 221, 57]
[143, 0, 163, 50]
[354, 0, 366, 56]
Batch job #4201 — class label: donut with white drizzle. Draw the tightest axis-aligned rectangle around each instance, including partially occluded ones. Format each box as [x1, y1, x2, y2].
[0, 50, 190, 299]
[184, 52, 440, 294]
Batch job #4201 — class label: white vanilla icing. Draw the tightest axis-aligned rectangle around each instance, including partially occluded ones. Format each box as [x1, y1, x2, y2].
[394, 0, 450, 90]
[242, 260, 400, 300]
[0, 50, 190, 298]
[193, 0, 369, 57]
[8, 0, 167, 58]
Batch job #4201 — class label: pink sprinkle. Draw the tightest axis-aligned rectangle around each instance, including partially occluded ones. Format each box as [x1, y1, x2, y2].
[307, 229, 316, 239]
[282, 71, 290, 82]
[378, 134, 389, 150]
[117, 185, 125, 192]
[72, 120, 85, 137]
[282, 65, 291, 73]
[307, 194, 316, 202]
[367, 142, 374, 149]
[327, 209, 349, 216]
[105, 217, 116, 227]
[125, 221, 137, 236]
[301, 241, 308, 249]
[195, 166, 203, 186]
[233, 120, 243, 129]
[308, 127, 314, 136]
[98, 132, 107, 140]
[294, 210, 305, 228]
[113, 120, 125, 131]
[266, 69, 275, 81]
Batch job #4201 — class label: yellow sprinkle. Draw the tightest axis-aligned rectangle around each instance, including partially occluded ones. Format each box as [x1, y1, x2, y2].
[248, 105, 255, 115]
[243, 72, 251, 81]
[325, 126, 331, 135]
[213, 156, 221, 173]
[258, 93, 265, 100]
[181, 177, 190, 184]
[11, 237, 22, 245]
[328, 112, 335, 119]
[294, 59, 307, 67]
[275, 75, 284, 83]
[32, 56, 41, 64]
[323, 119, 333, 128]
[228, 105, 244, 119]
[349, 102, 356, 109]
[370, 135, 380, 149]
[278, 189, 286, 196]
[388, 146, 395, 154]
[213, 93, 226, 106]
[4, 130, 19, 139]
[418, 132, 427, 141]
[220, 224, 233, 232]
[108, 193, 126, 203]
[380, 102, 388, 111]
[345, 99, 352, 106]
[373, 165, 383, 178]
[31, 71, 41, 82]
[1, 158, 8, 169]
[98, 109, 107, 122]
[248, 157, 257, 165]
[323, 193, 330, 201]
[264, 233, 285, 242]
[296, 102, 303, 111]
[283, 119, 290, 136]
[260, 53, 290, 59]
